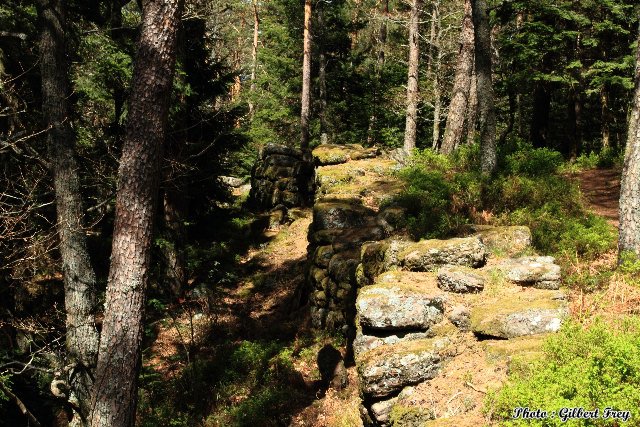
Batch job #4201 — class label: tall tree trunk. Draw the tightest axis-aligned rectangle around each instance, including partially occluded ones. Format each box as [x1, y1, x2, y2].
[471, 0, 496, 173]
[618, 23, 640, 260]
[440, 0, 474, 155]
[404, 0, 422, 153]
[249, 0, 259, 117]
[300, 0, 312, 151]
[465, 67, 478, 146]
[432, 71, 442, 149]
[601, 88, 611, 149]
[89, 0, 183, 425]
[318, 8, 328, 145]
[37, 1, 99, 423]
[428, 0, 441, 149]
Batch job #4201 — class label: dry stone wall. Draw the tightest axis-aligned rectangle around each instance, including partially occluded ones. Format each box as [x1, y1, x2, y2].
[249, 143, 315, 210]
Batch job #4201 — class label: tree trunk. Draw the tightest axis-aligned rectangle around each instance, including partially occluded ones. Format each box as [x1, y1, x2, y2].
[618, 23, 640, 260]
[440, 0, 474, 155]
[249, 0, 259, 117]
[601, 88, 610, 149]
[318, 8, 328, 145]
[37, 1, 99, 423]
[300, 0, 312, 151]
[432, 72, 442, 150]
[404, 0, 422, 153]
[465, 67, 478, 146]
[471, 0, 496, 173]
[89, 0, 183, 425]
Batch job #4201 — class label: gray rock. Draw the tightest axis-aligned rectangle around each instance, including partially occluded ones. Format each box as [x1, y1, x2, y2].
[471, 289, 568, 338]
[437, 265, 485, 293]
[448, 305, 471, 331]
[371, 397, 398, 425]
[219, 175, 246, 187]
[357, 338, 449, 397]
[400, 237, 487, 271]
[353, 329, 431, 359]
[502, 256, 561, 289]
[357, 285, 444, 331]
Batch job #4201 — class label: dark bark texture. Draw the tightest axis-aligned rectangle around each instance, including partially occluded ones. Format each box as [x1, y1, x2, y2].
[37, 0, 99, 423]
[89, 0, 184, 425]
[471, 0, 496, 173]
[441, 0, 474, 154]
[618, 23, 640, 260]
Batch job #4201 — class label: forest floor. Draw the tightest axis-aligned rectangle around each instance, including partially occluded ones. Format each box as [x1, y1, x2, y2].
[574, 167, 621, 227]
[143, 165, 630, 427]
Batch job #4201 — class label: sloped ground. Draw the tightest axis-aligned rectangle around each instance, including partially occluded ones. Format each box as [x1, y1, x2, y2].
[143, 150, 626, 426]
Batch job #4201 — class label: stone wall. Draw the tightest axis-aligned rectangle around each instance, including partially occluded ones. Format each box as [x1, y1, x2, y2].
[249, 144, 315, 210]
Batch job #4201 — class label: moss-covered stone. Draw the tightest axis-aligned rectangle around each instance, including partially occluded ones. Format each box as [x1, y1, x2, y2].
[313, 198, 374, 231]
[357, 338, 451, 398]
[389, 405, 435, 427]
[356, 283, 445, 331]
[400, 237, 487, 271]
[470, 288, 568, 338]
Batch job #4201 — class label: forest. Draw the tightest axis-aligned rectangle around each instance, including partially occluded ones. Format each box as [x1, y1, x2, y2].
[1, 0, 640, 426]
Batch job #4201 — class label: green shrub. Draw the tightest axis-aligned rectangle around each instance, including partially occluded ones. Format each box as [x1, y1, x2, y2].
[394, 145, 616, 260]
[486, 319, 640, 426]
[504, 147, 564, 177]
[394, 166, 466, 238]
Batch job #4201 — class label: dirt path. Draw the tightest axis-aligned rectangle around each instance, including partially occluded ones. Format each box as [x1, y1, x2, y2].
[574, 168, 621, 227]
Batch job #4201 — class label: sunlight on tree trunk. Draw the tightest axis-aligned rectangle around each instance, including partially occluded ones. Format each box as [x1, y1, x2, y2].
[441, 0, 474, 155]
[89, 0, 184, 425]
[618, 23, 640, 262]
[300, 0, 312, 151]
[404, 0, 422, 153]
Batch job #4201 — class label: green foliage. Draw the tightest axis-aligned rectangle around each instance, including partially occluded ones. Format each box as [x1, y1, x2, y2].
[394, 144, 616, 259]
[394, 154, 468, 239]
[486, 318, 640, 425]
[140, 339, 305, 427]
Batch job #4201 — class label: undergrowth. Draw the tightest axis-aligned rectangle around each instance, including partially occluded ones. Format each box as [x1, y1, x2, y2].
[486, 318, 640, 426]
[393, 141, 616, 261]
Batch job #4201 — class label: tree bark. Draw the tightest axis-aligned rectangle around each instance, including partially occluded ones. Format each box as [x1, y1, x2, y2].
[249, 0, 259, 117]
[471, 0, 496, 173]
[618, 23, 640, 260]
[440, 0, 474, 155]
[300, 0, 312, 151]
[601, 88, 611, 149]
[465, 67, 478, 146]
[404, 0, 422, 153]
[37, 0, 99, 423]
[89, 0, 183, 425]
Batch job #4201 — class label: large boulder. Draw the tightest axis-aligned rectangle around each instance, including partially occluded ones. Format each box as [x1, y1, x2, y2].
[356, 272, 446, 331]
[400, 237, 487, 271]
[357, 338, 451, 397]
[471, 288, 568, 339]
[501, 256, 561, 289]
[437, 265, 485, 293]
